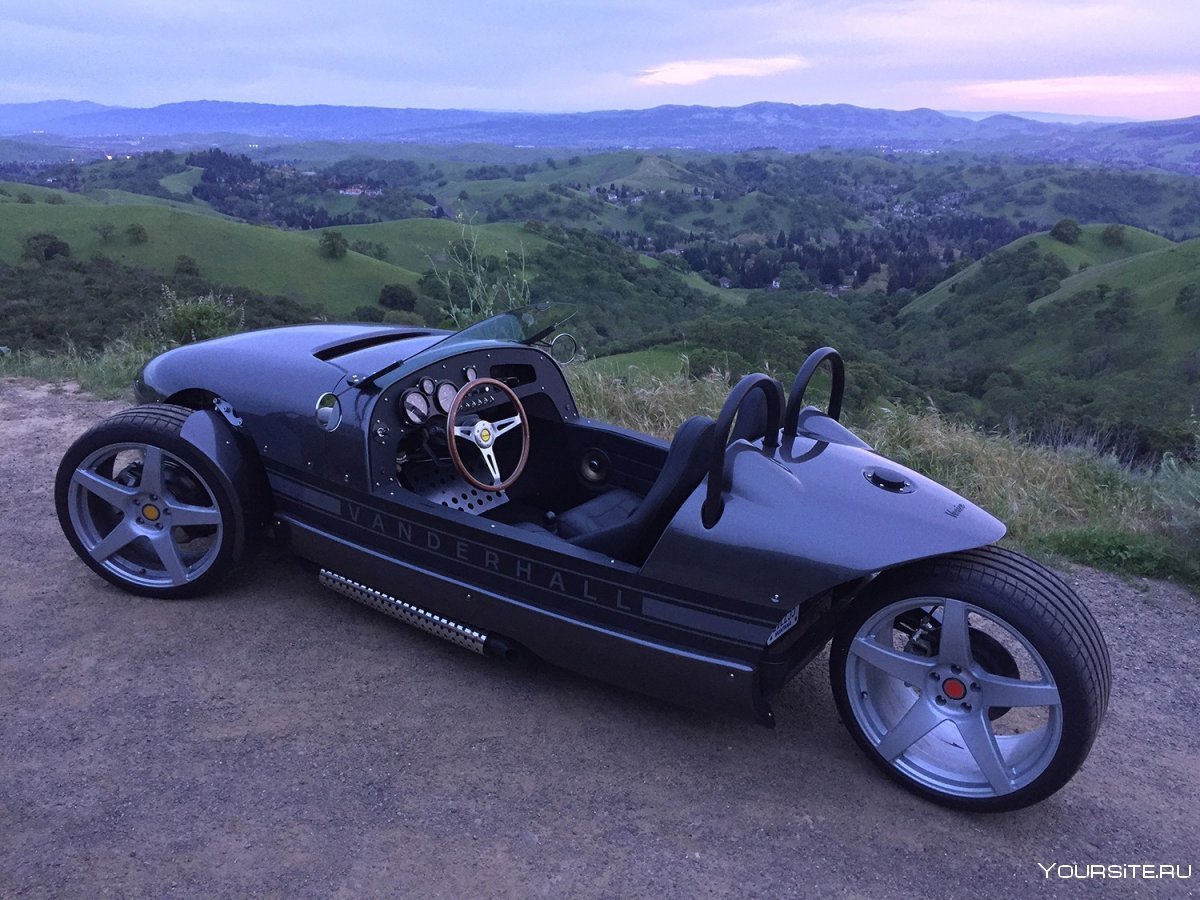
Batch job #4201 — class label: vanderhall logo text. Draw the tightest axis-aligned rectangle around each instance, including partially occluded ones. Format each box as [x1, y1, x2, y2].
[1038, 863, 1192, 880]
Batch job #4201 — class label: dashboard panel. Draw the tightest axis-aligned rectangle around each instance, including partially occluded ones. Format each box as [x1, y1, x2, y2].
[366, 345, 577, 500]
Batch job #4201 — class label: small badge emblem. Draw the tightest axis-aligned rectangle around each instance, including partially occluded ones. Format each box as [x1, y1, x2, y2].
[767, 604, 800, 646]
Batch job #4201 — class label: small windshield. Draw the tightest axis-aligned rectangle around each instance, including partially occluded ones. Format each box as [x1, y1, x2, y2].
[366, 302, 577, 389]
[428, 302, 576, 354]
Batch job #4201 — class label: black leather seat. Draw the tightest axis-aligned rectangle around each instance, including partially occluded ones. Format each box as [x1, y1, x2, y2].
[559, 416, 716, 565]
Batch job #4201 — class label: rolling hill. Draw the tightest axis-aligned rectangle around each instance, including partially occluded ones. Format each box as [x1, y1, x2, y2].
[896, 225, 1200, 452]
[0, 183, 721, 360]
[0, 182, 427, 314]
[905, 225, 1174, 316]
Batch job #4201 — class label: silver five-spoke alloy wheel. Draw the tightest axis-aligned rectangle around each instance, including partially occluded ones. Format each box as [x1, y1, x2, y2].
[67, 442, 224, 590]
[845, 596, 1062, 799]
[56, 404, 244, 599]
[830, 547, 1109, 811]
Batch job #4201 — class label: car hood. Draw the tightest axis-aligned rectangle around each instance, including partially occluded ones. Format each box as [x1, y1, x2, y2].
[137, 323, 448, 403]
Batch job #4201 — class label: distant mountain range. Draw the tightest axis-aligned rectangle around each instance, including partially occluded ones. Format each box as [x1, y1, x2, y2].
[1, 99, 1197, 173]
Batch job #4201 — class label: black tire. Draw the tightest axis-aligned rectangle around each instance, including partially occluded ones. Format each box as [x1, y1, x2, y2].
[55, 404, 242, 599]
[830, 546, 1110, 812]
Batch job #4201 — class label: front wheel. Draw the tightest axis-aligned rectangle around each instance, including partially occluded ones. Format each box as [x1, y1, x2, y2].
[55, 405, 242, 599]
[830, 546, 1110, 811]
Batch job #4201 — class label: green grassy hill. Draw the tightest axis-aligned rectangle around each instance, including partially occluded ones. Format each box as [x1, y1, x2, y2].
[894, 224, 1200, 453]
[0, 183, 426, 314]
[582, 344, 687, 378]
[905, 224, 1173, 316]
[1023, 236, 1200, 365]
[1033, 237, 1200, 311]
[336, 219, 550, 275]
[80, 187, 226, 217]
[0, 184, 720, 361]
[961, 167, 1200, 234]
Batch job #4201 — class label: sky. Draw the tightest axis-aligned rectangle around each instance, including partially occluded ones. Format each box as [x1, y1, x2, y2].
[1, 0, 1197, 120]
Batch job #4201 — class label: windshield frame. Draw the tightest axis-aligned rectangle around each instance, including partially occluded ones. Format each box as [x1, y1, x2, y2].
[431, 302, 575, 353]
[367, 302, 576, 390]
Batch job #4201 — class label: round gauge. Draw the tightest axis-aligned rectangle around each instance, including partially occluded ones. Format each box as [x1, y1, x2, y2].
[400, 389, 430, 425]
[463, 365, 478, 382]
[419, 377, 436, 395]
[435, 381, 459, 414]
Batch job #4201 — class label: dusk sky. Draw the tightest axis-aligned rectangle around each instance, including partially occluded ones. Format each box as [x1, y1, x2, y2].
[1, 0, 1197, 120]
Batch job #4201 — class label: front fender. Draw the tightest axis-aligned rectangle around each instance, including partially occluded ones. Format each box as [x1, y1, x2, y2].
[642, 440, 1006, 612]
[179, 410, 272, 562]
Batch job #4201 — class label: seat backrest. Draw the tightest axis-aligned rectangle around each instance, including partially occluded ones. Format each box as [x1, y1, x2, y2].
[572, 415, 715, 565]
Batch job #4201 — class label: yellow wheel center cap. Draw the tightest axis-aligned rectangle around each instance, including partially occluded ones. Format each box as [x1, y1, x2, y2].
[480, 428, 492, 443]
[142, 504, 161, 522]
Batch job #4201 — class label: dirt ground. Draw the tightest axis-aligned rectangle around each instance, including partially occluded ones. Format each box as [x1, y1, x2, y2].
[2, 377, 1197, 899]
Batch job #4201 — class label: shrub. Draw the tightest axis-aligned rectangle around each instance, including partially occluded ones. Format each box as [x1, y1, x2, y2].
[22, 233, 71, 263]
[351, 239, 389, 261]
[1101, 224, 1126, 246]
[384, 310, 425, 327]
[174, 255, 201, 277]
[1049, 218, 1081, 244]
[319, 230, 348, 259]
[683, 347, 751, 383]
[352, 304, 385, 322]
[155, 286, 243, 344]
[379, 283, 417, 311]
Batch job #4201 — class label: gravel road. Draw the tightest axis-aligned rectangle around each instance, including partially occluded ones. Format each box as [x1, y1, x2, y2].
[2, 378, 1197, 898]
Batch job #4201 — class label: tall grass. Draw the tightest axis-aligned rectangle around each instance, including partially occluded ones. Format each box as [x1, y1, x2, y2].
[567, 365, 730, 439]
[861, 405, 1157, 539]
[0, 286, 244, 399]
[0, 339, 155, 398]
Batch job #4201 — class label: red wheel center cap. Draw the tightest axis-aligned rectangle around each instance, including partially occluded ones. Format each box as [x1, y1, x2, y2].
[942, 677, 967, 701]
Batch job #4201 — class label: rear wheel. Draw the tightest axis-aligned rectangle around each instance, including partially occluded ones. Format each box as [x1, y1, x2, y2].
[55, 405, 240, 599]
[830, 546, 1110, 811]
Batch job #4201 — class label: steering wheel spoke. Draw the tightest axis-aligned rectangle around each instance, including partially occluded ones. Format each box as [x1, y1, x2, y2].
[479, 447, 502, 485]
[492, 414, 522, 437]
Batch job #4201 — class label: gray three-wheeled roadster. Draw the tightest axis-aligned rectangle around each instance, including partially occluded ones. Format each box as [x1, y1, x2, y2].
[56, 304, 1110, 811]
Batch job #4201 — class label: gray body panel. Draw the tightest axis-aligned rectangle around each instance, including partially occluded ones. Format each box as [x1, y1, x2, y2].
[644, 438, 1006, 609]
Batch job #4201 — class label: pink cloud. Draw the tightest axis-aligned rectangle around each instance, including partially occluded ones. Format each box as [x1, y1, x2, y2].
[954, 73, 1200, 117]
[637, 55, 810, 87]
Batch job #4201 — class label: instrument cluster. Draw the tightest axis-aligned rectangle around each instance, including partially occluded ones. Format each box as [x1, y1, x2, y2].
[397, 365, 484, 426]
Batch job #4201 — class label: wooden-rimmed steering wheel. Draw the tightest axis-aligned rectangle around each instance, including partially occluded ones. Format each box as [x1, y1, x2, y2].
[446, 377, 530, 492]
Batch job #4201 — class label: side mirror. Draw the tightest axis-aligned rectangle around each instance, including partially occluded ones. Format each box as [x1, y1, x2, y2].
[549, 332, 579, 365]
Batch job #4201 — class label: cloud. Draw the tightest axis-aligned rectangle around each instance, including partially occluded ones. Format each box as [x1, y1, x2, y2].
[952, 73, 1200, 117]
[637, 55, 810, 87]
